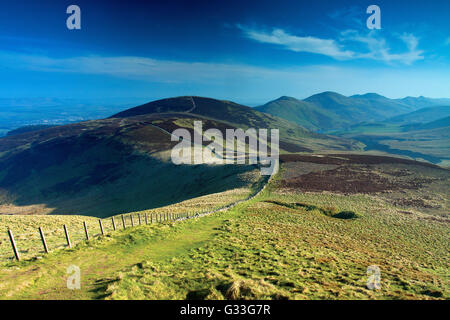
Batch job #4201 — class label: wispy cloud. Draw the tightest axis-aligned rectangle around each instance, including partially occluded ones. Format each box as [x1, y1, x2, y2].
[0, 50, 313, 82]
[0, 50, 447, 100]
[340, 30, 424, 65]
[445, 37, 450, 46]
[238, 25, 424, 65]
[237, 25, 354, 60]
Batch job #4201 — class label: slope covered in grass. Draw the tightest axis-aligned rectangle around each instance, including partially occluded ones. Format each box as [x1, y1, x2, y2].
[256, 92, 420, 132]
[0, 115, 262, 216]
[387, 106, 450, 124]
[255, 96, 337, 131]
[1, 155, 447, 300]
[111, 96, 362, 152]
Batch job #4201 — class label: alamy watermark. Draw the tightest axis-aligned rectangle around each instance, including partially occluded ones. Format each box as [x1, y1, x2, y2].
[366, 265, 381, 290]
[170, 121, 279, 176]
[367, 5, 381, 30]
[66, 5, 81, 30]
[67, 265, 81, 290]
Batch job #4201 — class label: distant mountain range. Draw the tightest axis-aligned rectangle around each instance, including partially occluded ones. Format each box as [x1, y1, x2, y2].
[256, 92, 450, 131]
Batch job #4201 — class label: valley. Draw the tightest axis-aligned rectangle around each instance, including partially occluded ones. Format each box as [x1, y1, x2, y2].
[256, 93, 450, 166]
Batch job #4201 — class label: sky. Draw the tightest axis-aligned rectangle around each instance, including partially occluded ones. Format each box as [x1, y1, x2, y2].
[0, 0, 449, 105]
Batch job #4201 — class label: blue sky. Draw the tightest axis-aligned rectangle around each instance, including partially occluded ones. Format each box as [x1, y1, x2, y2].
[0, 0, 449, 105]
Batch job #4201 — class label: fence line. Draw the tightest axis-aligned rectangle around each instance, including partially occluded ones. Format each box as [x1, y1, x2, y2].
[3, 174, 272, 263]
[2, 210, 198, 262]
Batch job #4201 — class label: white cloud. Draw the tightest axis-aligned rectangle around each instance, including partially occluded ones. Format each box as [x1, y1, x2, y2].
[239, 25, 424, 65]
[341, 30, 424, 65]
[0, 51, 447, 100]
[237, 25, 354, 60]
[0, 50, 324, 83]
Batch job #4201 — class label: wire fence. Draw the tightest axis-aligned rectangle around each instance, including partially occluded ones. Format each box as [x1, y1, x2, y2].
[2, 210, 196, 263]
[1, 174, 272, 264]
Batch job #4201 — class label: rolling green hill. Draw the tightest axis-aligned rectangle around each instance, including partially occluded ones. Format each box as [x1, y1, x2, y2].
[305, 92, 414, 124]
[416, 116, 450, 130]
[255, 96, 339, 131]
[395, 96, 450, 109]
[256, 92, 419, 131]
[0, 115, 262, 217]
[111, 96, 362, 152]
[338, 121, 450, 165]
[0, 96, 361, 217]
[387, 106, 450, 124]
[1, 154, 448, 300]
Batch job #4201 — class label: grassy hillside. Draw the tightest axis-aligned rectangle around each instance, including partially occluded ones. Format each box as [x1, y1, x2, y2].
[6, 125, 59, 136]
[387, 106, 450, 124]
[0, 115, 262, 216]
[0, 154, 447, 300]
[257, 92, 418, 132]
[396, 96, 450, 109]
[112, 96, 362, 152]
[0, 186, 257, 264]
[255, 96, 339, 131]
[399, 116, 450, 132]
[330, 105, 450, 165]
[0, 96, 362, 217]
[304, 92, 413, 125]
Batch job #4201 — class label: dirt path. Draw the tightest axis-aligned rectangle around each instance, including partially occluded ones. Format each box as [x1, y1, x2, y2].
[0, 214, 224, 300]
[186, 96, 197, 113]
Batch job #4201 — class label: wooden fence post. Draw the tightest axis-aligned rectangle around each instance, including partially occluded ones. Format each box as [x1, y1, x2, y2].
[130, 215, 134, 227]
[122, 215, 126, 229]
[99, 219, 104, 235]
[138, 213, 141, 225]
[7, 229, 20, 261]
[64, 225, 71, 248]
[83, 221, 89, 240]
[38, 227, 49, 254]
[151, 213, 153, 224]
[145, 213, 148, 225]
[112, 217, 116, 231]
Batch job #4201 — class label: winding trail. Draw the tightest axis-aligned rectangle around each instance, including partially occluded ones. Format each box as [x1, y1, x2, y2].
[185, 96, 197, 113]
[0, 171, 273, 300]
[0, 112, 278, 299]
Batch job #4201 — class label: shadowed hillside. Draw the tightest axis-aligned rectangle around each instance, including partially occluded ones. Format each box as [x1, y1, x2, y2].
[0, 115, 261, 217]
[0, 96, 362, 217]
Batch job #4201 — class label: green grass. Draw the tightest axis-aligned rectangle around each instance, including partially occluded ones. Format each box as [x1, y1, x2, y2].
[0, 186, 258, 265]
[1, 172, 447, 299]
[0, 215, 223, 299]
